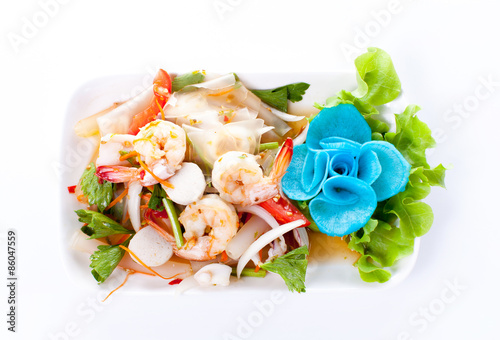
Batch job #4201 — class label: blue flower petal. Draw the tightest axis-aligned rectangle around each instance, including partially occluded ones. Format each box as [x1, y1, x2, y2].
[309, 176, 377, 236]
[328, 153, 358, 177]
[307, 104, 371, 151]
[302, 151, 329, 193]
[319, 136, 361, 153]
[282, 145, 327, 201]
[361, 141, 411, 201]
[357, 148, 382, 185]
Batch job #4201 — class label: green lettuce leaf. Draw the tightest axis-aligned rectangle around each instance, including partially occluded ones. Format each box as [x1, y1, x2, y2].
[384, 105, 436, 168]
[75, 210, 134, 240]
[348, 219, 414, 282]
[351, 47, 401, 106]
[314, 47, 400, 114]
[260, 246, 309, 293]
[79, 163, 114, 212]
[356, 255, 392, 283]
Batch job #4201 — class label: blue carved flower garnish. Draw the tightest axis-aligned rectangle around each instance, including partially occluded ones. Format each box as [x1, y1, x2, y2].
[282, 104, 411, 236]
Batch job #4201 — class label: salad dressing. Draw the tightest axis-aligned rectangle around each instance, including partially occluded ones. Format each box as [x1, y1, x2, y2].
[308, 232, 360, 265]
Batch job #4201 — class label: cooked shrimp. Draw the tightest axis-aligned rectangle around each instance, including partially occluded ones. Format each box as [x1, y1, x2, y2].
[177, 194, 239, 260]
[212, 138, 293, 206]
[96, 120, 187, 186]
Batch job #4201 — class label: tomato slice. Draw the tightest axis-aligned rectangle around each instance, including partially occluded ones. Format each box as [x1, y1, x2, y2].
[259, 194, 311, 227]
[128, 69, 172, 135]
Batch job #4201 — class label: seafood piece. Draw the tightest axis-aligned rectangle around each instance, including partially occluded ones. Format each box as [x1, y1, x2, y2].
[212, 138, 293, 206]
[128, 226, 173, 267]
[96, 120, 186, 186]
[161, 162, 206, 206]
[134, 120, 186, 174]
[177, 195, 238, 260]
[194, 263, 232, 286]
[95, 133, 135, 167]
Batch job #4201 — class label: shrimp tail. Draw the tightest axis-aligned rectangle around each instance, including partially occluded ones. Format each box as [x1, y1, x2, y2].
[96, 165, 142, 183]
[269, 137, 294, 180]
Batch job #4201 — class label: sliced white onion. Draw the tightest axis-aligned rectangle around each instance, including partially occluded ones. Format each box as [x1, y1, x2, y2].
[257, 104, 291, 136]
[262, 103, 306, 122]
[128, 226, 173, 267]
[235, 205, 280, 229]
[162, 162, 206, 205]
[97, 85, 154, 135]
[127, 181, 143, 232]
[294, 228, 309, 248]
[236, 219, 306, 277]
[70, 231, 106, 253]
[190, 73, 236, 90]
[292, 121, 309, 146]
[226, 216, 271, 260]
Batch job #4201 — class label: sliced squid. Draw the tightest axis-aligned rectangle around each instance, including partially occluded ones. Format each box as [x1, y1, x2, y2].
[194, 263, 232, 286]
[97, 85, 154, 135]
[184, 119, 272, 166]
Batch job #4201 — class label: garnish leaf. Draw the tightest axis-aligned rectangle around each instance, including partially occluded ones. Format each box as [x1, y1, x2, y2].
[260, 245, 309, 293]
[90, 243, 126, 284]
[348, 219, 413, 283]
[148, 184, 167, 211]
[251, 82, 310, 112]
[356, 255, 392, 283]
[384, 195, 434, 239]
[423, 164, 447, 188]
[351, 47, 401, 106]
[172, 71, 205, 92]
[79, 162, 114, 212]
[75, 210, 133, 239]
[384, 105, 436, 168]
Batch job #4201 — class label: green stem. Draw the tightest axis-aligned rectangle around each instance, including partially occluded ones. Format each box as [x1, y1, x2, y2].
[231, 267, 267, 278]
[162, 198, 184, 248]
[259, 142, 279, 152]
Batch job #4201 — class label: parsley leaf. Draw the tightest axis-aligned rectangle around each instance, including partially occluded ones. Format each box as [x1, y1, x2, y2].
[172, 71, 205, 92]
[79, 163, 114, 212]
[148, 184, 167, 211]
[90, 239, 129, 284]
[260, 245, 309, 293]
[251, 82, 310, 113]
[75, 210, 134, 239]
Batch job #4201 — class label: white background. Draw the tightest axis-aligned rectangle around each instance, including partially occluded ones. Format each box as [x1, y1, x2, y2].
[1, 0, 499, 339]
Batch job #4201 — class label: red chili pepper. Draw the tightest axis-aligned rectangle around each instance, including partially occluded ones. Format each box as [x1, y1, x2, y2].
[168, 278, 183, 285]
[259, 194, 310, 227]
[67, 185, 77, 194]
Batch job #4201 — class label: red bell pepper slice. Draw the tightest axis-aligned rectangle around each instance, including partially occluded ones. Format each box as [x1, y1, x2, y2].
[259, 194, 310, 227]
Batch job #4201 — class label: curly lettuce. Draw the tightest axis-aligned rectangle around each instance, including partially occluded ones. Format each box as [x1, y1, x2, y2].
[312, 47, 446, 283]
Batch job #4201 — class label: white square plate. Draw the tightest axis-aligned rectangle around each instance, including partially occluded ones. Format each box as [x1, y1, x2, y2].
[59, 71, 419, 294]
